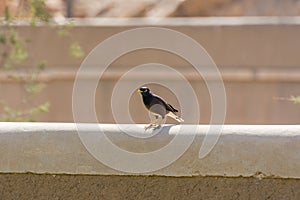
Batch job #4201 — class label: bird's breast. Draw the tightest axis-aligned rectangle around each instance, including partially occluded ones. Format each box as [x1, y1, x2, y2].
[142, 95, 153, 109]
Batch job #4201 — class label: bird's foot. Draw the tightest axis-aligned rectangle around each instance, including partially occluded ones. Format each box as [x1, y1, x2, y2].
[144, 124, 154, 130]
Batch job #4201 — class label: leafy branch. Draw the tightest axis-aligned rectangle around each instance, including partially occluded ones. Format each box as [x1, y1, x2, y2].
[0, 0, 84, 122]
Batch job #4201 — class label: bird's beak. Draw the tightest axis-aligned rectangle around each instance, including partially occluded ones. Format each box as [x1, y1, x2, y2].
[137, 89, 142, 93]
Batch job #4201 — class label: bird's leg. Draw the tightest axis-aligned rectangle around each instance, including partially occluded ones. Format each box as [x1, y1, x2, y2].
[145, 115, 159, 130]
[153, 116, 164, 130]
[158, 116, 164, 127]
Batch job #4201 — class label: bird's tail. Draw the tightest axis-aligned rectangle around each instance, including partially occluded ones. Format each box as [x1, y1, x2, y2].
[167, 112, 184, 122]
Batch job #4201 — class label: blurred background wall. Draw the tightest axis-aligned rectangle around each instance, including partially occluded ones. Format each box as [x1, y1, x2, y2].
[0, 1, 299, 124]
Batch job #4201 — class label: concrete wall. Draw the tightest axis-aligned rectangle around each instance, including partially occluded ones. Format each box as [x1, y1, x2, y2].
[1, 174, 300, 199]
[0, 18, 300, 124]
[0, 123, 299, 199]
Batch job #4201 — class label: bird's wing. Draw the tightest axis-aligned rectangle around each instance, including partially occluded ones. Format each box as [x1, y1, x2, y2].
[167, 104, 178, 113]
[152, 94, 178, 113]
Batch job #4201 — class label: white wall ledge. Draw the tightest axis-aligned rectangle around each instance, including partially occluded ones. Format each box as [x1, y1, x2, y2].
[2, 67, 300, 82]
[0, 123, 299, 179]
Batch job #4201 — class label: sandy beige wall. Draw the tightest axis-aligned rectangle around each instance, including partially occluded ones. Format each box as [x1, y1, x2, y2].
[1, 18, 300, 124]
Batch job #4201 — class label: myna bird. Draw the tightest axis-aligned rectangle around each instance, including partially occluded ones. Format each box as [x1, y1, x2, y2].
[137, 87, 184, 129]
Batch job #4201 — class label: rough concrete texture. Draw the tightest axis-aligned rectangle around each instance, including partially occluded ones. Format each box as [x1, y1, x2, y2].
[0, 174, 300, 199]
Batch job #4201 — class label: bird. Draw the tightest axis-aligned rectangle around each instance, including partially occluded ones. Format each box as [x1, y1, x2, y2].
[137, 87, 184, 129]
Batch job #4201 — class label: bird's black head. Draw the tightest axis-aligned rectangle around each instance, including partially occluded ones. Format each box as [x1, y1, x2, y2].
[137, 87, 151, 96]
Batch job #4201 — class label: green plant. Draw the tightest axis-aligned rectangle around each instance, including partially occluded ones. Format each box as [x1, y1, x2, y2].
[0, 0, 84, 122]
